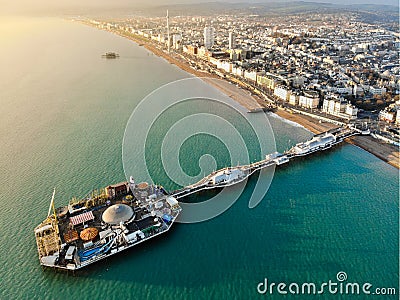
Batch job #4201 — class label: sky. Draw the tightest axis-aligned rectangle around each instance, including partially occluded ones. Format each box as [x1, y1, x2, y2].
[0, 0, 398, 15]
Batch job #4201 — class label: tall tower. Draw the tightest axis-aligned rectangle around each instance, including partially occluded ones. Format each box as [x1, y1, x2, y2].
[167, 10, 170, 53]
[204, 26, 215, 49]
[228, 32, 235, 50]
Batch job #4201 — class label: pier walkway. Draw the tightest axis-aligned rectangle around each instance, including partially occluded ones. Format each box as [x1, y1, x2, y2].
[171, 126, 365, 200]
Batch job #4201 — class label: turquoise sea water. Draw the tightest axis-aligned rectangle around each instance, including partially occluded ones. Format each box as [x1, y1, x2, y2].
[0, 18, 398, 299]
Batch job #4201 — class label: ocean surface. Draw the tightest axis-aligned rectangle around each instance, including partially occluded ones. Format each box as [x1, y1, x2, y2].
[0, 18, 398, 299]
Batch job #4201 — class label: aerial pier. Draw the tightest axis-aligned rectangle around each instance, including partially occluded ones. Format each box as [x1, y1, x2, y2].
[34, 126, 366, 271]
[170, 126, 366, 199]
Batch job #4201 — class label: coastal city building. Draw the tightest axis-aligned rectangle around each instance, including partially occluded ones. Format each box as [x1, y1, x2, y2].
[322, 94, 358, 119]
[204, 26, 215, 49]
[380, 105, 398, 123]
[299, 91, 320, 109]
[228, 32, 235, 50]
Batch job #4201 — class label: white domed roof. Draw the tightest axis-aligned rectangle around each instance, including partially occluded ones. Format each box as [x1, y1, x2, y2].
[102, 204, 134, 225]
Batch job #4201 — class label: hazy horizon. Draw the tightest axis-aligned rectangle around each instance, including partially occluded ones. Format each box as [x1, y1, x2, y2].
[1, 0, 399, 16]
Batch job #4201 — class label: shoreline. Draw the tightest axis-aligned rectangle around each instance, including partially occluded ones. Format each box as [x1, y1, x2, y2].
[99, 26, 399, 169]
[272, 108, 338, 134]
[346, 135, 399, 169]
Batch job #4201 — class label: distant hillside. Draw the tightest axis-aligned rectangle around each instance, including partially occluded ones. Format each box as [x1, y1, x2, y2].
[141, 1, 336, 16]
[58, 1, 398, 23]
[136, 1, 399, 17]
[345, 3, 399, 12]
